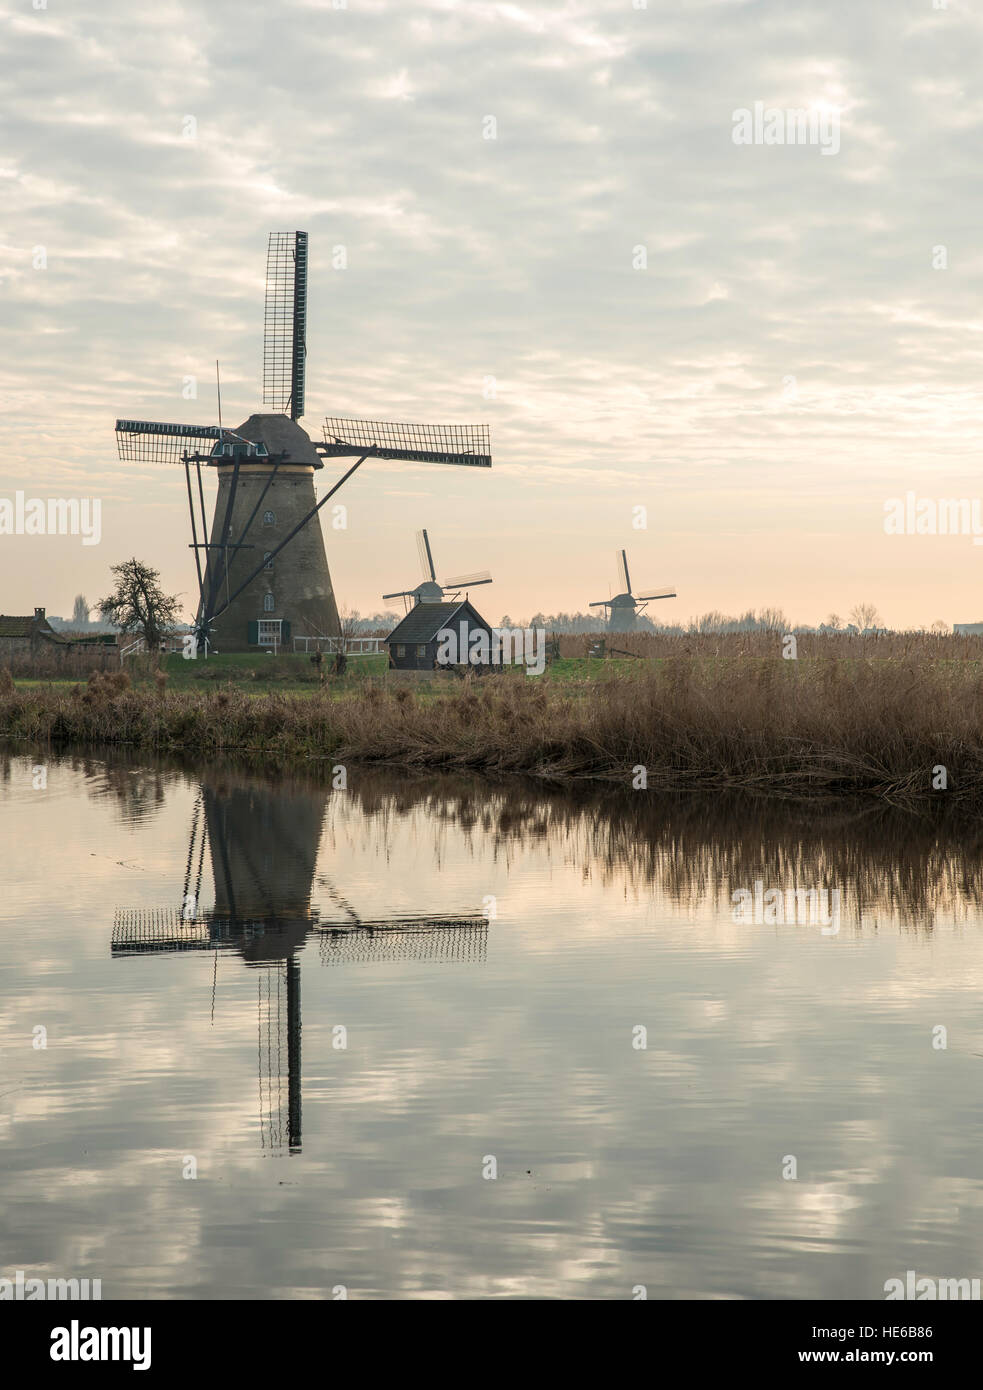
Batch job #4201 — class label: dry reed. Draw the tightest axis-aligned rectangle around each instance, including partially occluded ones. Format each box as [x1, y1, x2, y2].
[2, 655, 983, 805]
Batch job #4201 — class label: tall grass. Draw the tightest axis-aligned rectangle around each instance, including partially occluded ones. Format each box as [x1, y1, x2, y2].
[0, 645, 117, 679]
[551, 628, 983, 661]
[3, 656, 983, 804]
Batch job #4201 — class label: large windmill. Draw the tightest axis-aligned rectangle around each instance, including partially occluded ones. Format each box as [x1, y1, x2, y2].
[382, 528, 493, 612]
[590, 549, 675, 632]
[115, 232, 491, 652]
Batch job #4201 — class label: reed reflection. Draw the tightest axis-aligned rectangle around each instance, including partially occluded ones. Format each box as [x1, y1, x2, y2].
[329, 769, 983, 933]
[23, 738, 981, 937]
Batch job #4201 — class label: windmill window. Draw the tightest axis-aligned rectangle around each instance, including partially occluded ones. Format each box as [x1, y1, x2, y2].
[263, 509, 276, 526]
[264, 552, 274, 571]
[263, 593, 275, 612]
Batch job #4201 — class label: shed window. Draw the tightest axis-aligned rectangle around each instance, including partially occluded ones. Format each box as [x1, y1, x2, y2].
[416, 645, 427, 657]
[396, 645, 405, 657]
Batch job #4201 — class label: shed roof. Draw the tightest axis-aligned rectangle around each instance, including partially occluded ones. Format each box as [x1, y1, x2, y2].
[386, 600, 488, 645]
[0, 614, 66, 641]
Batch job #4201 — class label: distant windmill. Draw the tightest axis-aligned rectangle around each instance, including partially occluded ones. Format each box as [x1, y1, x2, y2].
[590, 549, 675, 632]
[382, 528, 493, 611]
[115, 232, 491, 652]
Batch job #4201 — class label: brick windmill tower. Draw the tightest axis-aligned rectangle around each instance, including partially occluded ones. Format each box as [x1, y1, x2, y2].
[116, 232, 491, 652]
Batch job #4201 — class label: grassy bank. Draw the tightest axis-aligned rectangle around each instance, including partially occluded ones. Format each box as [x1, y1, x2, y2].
[3, 655, 983, 804]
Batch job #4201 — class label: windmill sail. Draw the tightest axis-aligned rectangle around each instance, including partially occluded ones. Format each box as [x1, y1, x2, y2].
[618, 548, 632, 594]
[115, 420, 222, 464]
[263, 230, 308, 421]
[323, 418, 491, 466]
[384, 529, 492, 607]
[417, 529, 437, 582]
[442, 571, 493, 588]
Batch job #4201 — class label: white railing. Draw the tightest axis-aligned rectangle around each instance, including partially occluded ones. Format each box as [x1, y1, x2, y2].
[120, 636, 188, 662]
[293, 636, 387, 655]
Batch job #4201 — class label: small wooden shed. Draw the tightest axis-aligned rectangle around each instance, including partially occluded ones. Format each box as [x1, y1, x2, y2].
[386, 599, 493, 672]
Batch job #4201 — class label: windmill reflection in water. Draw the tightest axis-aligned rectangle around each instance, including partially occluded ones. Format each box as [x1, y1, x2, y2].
[112, 775, 488, 1155]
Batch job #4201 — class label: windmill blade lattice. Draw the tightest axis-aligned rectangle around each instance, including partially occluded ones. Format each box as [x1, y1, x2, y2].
[318, 917, 488, 967]
[263, 230, 308, 421]
[636, 587, 676, 601]
[323, 418, 491, 466]
[442, 570, 493, 588]
[115, 420, 222, 464]
[417, 529, 437, 582]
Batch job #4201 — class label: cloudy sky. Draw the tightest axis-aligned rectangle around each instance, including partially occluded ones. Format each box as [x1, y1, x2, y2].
[2, 0, 983, 628]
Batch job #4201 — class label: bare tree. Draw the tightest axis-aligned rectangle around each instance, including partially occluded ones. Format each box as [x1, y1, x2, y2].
[98, 559, 180, 653]
[695, 610, 726, 634]
[850, 601, 881, 631]
[823, 612, 842, 630]
[757, 606, 789, 632]
[333, 608, 362, 676]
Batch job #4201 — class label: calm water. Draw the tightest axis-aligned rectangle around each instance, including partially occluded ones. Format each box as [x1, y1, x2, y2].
[2, 747, 983, 1300]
